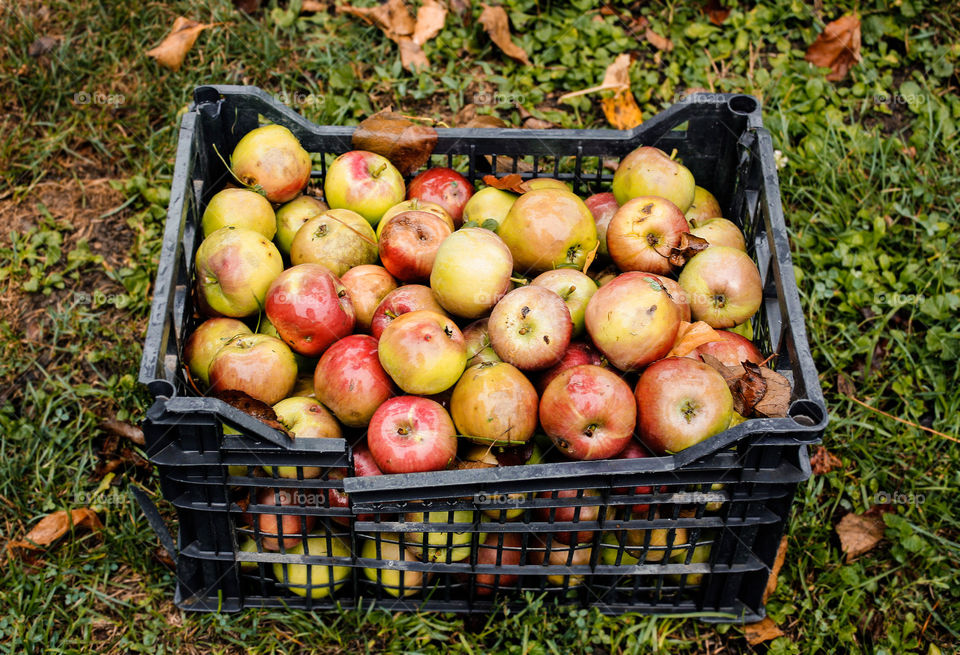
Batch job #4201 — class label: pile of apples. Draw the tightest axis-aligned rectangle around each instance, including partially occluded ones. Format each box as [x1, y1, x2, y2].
[183, 123, 768, 599]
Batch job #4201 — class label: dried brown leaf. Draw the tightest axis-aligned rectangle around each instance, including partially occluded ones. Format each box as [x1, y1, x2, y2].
[478, 4, 531, 66]
[753, 367, 791, 418]
[340, 0, 415, 38]
[398, 39, 430, 71]
[482, 174, 525, 193]
[804, 14, 861, 81]
[413, 0, 446, 45]
[522, 117, 556, 129]
[763, 536, 789, 603]
[668, 233, 710, 267]
[100, 418, 145, 446]
[644, 28, 673, 52]
[352, 112, 438, 175]
[145, 16, 216, 72]
[213, 389, 291, 436]
[705, 0, 730, 26]
[810, 446, 842, 475]
[836, 512, 884, 562]
[466, 114, 508, 129]
[668, 321, 721, 358]
[29, 36, 60, 57]
[602, 91, 644, 130]
[581, 241, 600, 275]
[732, 361, 768, 416]
[837, 373, 855, 397]
[448, 0, 471, 17]
[9, 509, 102, 551]
[744, 617, 784, 645]
[301, 0, 327, 11]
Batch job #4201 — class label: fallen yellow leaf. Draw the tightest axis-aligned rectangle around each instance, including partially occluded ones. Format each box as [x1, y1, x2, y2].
[145, 16, 216, 72]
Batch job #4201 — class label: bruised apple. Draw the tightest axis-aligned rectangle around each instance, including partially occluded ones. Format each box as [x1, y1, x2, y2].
[231, 125, 312, 203]
[208, 334, 298, 405]
[314, 335, 396, 427]
[497, 189, 598, 273]
[377, 310, 466, 395]
[339, 265, 397, 332]
[488, 286, 572, 371]
[612, 145, 695, 212]
[407, 167, 475, 225]
[584, 192, 619, 257]
[693, 330, 763, 366]
[324, 150, 405, 226]
[530, 269, 597, 338]
[450, 361, 539, 446]
[678, 246, 762, 328]
[430, 228, 513, 318]
[184, 318, 252, 387]
[378, 210, 452, 282]
[201, 188, 276, 239]
[369, 284, 447, 339]
[289, 208, 378, 276]
[195, 226, 284, 318]
[274, 195, 329, 256]
[606, 196, 689, 275]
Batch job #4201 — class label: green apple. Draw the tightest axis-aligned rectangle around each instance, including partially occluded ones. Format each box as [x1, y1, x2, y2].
[599, 531, 640, 566]
[264, 397, 342, 479]
[690, 217, 746, 251]
[195, 226, 284, 318]
[360, 534, 429, 597]
[202, 188, 276, 239]
[377, 310, 466, 395]
[275, 195, 329, 256]
[624, 526, 689, 562]
[231, 125, 312, 204]
[403, 510, 482, 563]
[272, 531, 352, 599]
[530, 269, 598, 338]
[667, 542, 712, 586]
[612, 145, 695, 212]
[461, 187, 517, 227]
[430, 228, 514, 318]
[184, 317, 252, 387]
[684, 186, 723, 226]
[497, 188, 598, 273]
[257, 316, 315, 373]
[677, 246, 762, 328]
[324, 150, 405, 226]
[290, 208, 378, 276]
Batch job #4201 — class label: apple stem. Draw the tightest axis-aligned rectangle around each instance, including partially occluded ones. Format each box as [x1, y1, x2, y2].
[371, 162, 388, 178]
[385, 310, 398, 319]
[510, 276, 528, 285]
[669, 148, 679, 161]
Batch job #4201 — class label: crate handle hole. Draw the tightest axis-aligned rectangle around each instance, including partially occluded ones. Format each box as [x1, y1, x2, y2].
[728, 95, 759, 115]
[788, 399, 825, 427]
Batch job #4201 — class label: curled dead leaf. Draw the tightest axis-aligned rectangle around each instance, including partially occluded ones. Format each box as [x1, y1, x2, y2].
[602, 91, 644, 130]
[478, 4, 531, 66]
[804, 14, 861, 82]
[732, 361, 768, 416]
[644, 28, 673, 52]
[146, 16, 216, 72]
[753, 367, 791, 418]
[836, 512, 884, 562]
[464, 113, 507, 129]
[482, 174, 525, 193]
[413, 0, 446, 45]
[352, 112, 438, 175]
[28, 36, 60, 57]
[101, 418, 145, 446]
[698, 356, 792, 418]
[668, 321, 721, 358]
[668, 233, 710, 267]
[762, 536, 789, 603]
[212, 389, 292, 436]
[704, 0, 730, 26]
[744, 617, 784, 646]
[810, 446, 842, 475]
[581, 242, 600, 276]
[340, 0, 433, 71]
[9, 509, 103, 552]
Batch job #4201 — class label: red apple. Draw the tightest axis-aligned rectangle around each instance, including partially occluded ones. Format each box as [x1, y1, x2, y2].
[497, 188, 598, 273]
[583, 192, 619, 257]
[324, 150, 405, 226]
[184, 318, 252, 387]
[407, 167, 475, 226]
[473, 532, 522, 596]
[378, 210, 453, 282]
[265, 263, 355, 357]
[377, 310, 466, 395]
[614, 439, 655, 517]
[488, 286, 573, 371]
[612, 145, 695, 212]
[289, 208, 378, 276]
[367, 396, 458, 474]
[231, 125, 312, 204]
[377, 199, 454, 239]
[369, 284, 447, 340]
[253, 487, 315, 551]
[685, 186, 723, 225]
[606, 196, 689, 275]
[430, 228, 513, 319]
[530, 269, 598, 338]
[208, 334, 298, 405]
[534, 488, 608, 544]
[635, 357, 734, 454]
[536, 342, 604, 394]
[201, 188, 276, 239]
[450, 361, 539, 446]
[540, 364, 636, 461]
[353, 440, 383, 478]
[340, 264, 397, 332]
[693, 330, 763, 366]
[646, 274, 692, 322]
[314, 335, 396, 427]
[528, 537, 593, 586]
[463, 318, 502, 367]
[677, 246, 762, 328]
[689, 217, 746, 251]
[584, 272, 681, 371]
[195, 226, 284, 318]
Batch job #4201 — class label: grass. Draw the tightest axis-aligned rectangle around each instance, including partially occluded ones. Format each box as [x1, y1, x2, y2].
[1, 0, 959, 652]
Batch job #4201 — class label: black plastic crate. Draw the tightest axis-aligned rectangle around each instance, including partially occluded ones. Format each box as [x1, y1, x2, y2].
[137, 85, 827, 621]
